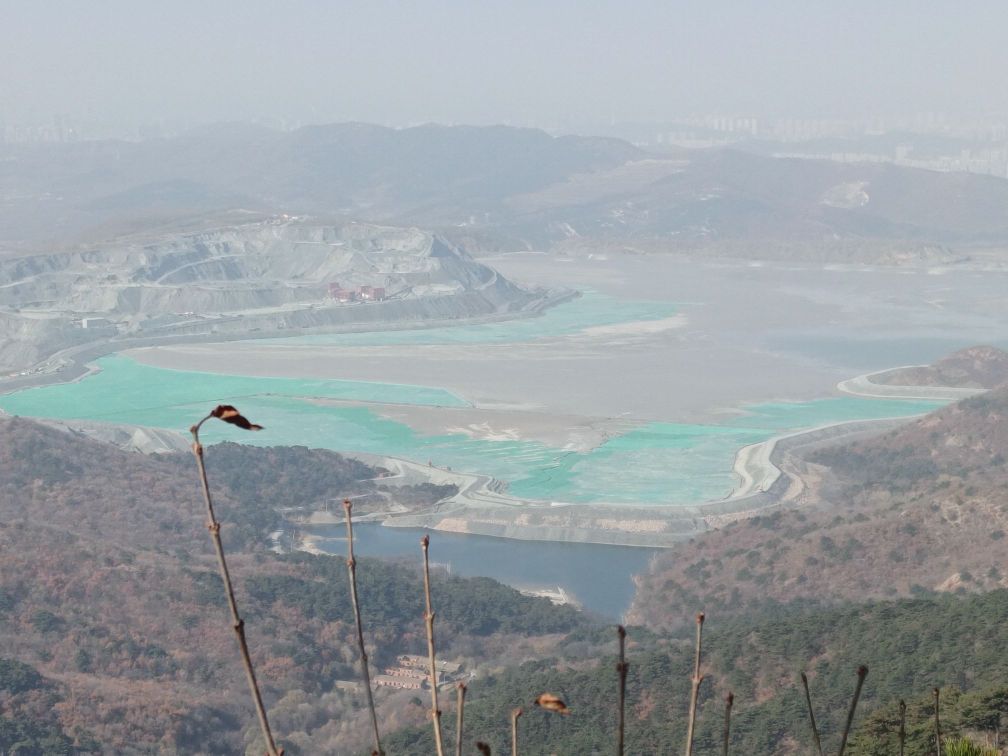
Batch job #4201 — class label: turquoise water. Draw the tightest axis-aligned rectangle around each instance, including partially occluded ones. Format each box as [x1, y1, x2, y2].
[258, 291, 680, 346]
[0, 356, 943, 505]
[0, 355, 467, 424]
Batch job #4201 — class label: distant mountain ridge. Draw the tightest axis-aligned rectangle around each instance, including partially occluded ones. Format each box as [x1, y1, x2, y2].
[4, 122, 1008, 260]
[0, 123, 640, 248]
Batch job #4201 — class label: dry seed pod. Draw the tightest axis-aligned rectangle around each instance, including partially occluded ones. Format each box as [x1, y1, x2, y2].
[210, 404, 263, 430]
[534, 693, 571, 715]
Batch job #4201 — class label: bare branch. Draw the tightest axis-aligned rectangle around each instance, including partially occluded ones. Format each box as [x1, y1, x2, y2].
[190, 411, 281, 756]
[722, 692, 734, 756]
[343, 499, 383, 756]
[933, 688, 942, 756]
[685, 612, 705, 756]
[837, 665, 868, 756]
[510, 707, 522, 756]
[898, 699, 906, 756]
[422, 534, 446, 756]
[617, 625, 628, 756]
[455, 682, 467, 756]
[801, 672, 824, 756]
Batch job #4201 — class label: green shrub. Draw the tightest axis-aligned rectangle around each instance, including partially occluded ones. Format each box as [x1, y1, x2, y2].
[943, 736, 999, 756]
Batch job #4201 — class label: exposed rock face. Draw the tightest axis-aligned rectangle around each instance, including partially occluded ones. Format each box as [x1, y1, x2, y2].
[0, 219, 556, 372]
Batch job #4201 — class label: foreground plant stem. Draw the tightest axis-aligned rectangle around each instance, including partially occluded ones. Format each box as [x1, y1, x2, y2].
[685, 612, 705, 756]
[343, 499, 383, 756]
[617, 625, 628, 756]
[511, 707, 522, 756]
[455, 682, 467, 756]
[933, 688, 942, 756]
[801, 672, 824, 756]
[421, 535, 446, 756]
[898, 699, 906, 756]
[190, 414, 282, 756]
[837, 666, 868, 756]
[722, 691, 734, 756]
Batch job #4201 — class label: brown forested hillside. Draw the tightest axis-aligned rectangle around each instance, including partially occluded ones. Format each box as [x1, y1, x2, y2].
[629, 385, 1008, 630]
[0, 417, 582, 753]
[872, 345, 1008, 388]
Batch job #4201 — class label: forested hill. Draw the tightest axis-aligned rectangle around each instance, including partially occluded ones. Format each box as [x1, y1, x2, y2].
[382, 590, 1008, 755]
[0, 417, 585, 753]
[0, 417, 456, 549]
[814, 382, 1008, 492]
[872, 345, 1008, 388]
[630, 384, 1008, 629]
[3, 414, 1008, 752]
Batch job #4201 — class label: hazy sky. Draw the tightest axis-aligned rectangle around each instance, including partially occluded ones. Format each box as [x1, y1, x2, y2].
[3, 1, 1007, 130]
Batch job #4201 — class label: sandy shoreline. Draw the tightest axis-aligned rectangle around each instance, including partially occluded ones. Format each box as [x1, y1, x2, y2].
[2, 256, 985, 548]
[725, 410, 939, 499]
[2, 355, 953, 548]
[286, 411, 919, 548]
[837, 367, 985, 400]
[22, 405, 921, 549]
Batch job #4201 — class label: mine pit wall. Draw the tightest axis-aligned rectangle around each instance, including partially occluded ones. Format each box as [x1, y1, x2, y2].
[139, 287, 551, 338]
[0, 219, 553, 373]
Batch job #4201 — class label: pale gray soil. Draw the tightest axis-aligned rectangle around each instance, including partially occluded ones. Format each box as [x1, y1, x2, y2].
[126, 254, 1008, 425]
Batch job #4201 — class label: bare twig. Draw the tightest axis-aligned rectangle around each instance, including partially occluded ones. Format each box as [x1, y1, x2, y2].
[190, 409, 282, 756]
[933, 688, 941, 756]
[898, 699, 906, 756]
[511, 707, 522, 756]
[722, 692, 734, 756]
[456, 682, 467, 756]
[421, 535, 446, 756]
[685, 612, 705, 756]
[801, 672, 824, 756]
[343, 499, 383, 756]
[837, 665, 868, 756]
[617, 625, 628, 756]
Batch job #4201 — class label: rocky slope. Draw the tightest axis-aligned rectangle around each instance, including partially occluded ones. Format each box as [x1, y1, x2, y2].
[629, 383, 1008, 630]
[871, 345, 1008, 388]
[0, 219, 556, 373]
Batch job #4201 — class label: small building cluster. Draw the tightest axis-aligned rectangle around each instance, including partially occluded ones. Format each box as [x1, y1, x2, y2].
[328, 282, 387, 303]
[373, 654, 465, 690]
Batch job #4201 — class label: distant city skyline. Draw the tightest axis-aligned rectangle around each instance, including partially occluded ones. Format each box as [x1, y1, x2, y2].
[6, 110, 1008, 145]
[4, 1, 1008, 134]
